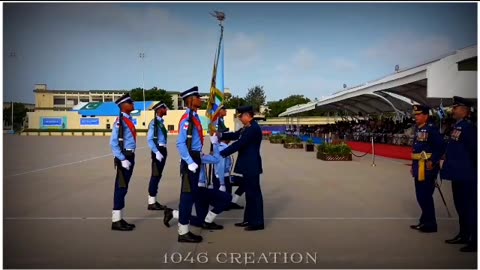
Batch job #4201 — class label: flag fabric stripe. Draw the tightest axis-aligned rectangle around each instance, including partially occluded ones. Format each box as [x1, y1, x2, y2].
[206, 29, 225, 134]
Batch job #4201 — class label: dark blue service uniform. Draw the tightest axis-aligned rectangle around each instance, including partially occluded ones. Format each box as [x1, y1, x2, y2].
[220, 107, 264, 229]
[441, 117, 477, 247]
[411, 114, 445, 232]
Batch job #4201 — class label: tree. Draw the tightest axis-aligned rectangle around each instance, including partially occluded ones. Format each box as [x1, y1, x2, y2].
[267, 94, 311, 117]
[130, 87, 174, 109]
[3, 102, 29, 131]
[223, 95, 246, 109]
[244, 85, 266, 112]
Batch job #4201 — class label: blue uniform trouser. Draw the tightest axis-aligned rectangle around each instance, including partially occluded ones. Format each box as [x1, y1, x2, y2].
[414, 175, 437, 228]
[243, 173, 264, 226]
[148, 147, 167, 197]
[452, 180, 477, 243]
[190, 188, 232, 226]
[234, 178, 245, 197]
[213, 175, 233, 194]
[178, 151, 209, 226]
[113, 154, 135, 210]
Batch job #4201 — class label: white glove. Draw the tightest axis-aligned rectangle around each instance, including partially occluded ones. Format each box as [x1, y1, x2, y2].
[210, 135, 219, 144]
[155, 151, 164, 162]
[121, 160, 131, 170]
[188, 162, 198, 173]
[219, 185, 226, 192]
[198, 182, 206, 188]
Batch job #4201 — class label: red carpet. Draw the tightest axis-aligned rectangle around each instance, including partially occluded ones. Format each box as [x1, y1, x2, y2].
[346, 141, 412, 160]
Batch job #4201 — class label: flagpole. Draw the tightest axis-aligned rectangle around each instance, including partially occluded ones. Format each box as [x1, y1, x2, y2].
[207, 11, 226, 187]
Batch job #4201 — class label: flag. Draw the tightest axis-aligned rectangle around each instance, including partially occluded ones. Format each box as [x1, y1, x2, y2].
[437, 102, 446, 119]
[206, 33, 225, 134]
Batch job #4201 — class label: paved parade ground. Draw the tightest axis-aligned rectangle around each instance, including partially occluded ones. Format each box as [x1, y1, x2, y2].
[3, 135, 477, 269]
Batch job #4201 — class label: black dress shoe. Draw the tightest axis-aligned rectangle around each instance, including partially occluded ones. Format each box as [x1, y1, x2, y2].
[410, 223, 424, 230]
[419, 226, 437, 233]
[460, 244, 477, 252]
[112, 221, 134, 231]
[229, 202, 244, 210]
[163, 208, 173, 228]
[245, 224, 265, 231]
[203, 222, 224, 230]
[445, 234, 468, 244]
[148, 202, 167, 211]
[120, 219, 135, 229]
[178, 232, 203, 243]
[235, 221, 249, 227]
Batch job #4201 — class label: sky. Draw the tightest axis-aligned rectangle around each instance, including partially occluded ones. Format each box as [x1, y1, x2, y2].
[3, 3, 477, 104]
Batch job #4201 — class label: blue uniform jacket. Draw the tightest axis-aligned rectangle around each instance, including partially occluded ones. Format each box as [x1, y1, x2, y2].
[441, 119, 477, 182]
[412, 122, 445, 179]
[147, 116, 167, 153]
[198, 143, 230, 186]
[176, 109, 203, 165]
[110, 112, 136, 161]
[220, 120, 263, 176]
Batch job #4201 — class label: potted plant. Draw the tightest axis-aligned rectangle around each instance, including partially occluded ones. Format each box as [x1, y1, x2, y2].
[316, 142, 352, 161]
[305, 138, 315, 152]
[269, 135, 285, 144]
[283, 136, 304, 149]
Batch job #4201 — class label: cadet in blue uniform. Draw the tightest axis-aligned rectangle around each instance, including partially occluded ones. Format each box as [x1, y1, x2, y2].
[146, 102, 169, 211]
[410, 105, 444, 233]
[110, 93, 137, 231]
[219, 105, 265, 231]
[163, 138, 231, 230]
[175, 86, 207, 243]
[441, 96, 477, 252]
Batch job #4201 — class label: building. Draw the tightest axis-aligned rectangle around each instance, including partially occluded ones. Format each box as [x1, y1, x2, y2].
[33, 84, 232, 111]
[26, 84, 237, 133]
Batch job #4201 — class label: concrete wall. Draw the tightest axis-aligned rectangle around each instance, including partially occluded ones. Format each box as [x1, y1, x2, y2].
[35, 92, 54, 108]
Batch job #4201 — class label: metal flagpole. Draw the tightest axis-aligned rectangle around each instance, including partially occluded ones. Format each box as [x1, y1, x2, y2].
[207, 11, 226, 185]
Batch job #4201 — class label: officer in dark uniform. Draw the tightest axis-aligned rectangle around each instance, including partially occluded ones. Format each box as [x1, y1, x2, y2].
[175, 86, 207, 243]
[441, 96, 477, 252]
[219, 105, 264, 231]
[410, 104, 444, 233]
[146, 101, 169, 211]
[110, 93, 137, 231]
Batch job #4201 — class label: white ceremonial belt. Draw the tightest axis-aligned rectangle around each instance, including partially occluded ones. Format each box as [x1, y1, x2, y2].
[157, 144, 166, 147]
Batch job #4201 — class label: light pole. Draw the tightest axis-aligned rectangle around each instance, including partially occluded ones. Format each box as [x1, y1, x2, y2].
[139, 52, 146, 126]
[9, 52, 16, 132]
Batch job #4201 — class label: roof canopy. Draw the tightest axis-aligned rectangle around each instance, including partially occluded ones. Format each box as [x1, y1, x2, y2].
[280, 45, 477, 117]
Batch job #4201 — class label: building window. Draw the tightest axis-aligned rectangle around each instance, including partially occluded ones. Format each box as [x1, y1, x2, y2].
[54, 98, 65, 105]
[168, 125, 174, 131]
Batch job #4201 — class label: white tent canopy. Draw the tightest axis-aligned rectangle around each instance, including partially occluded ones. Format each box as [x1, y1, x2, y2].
[279, 45, 477, 117]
